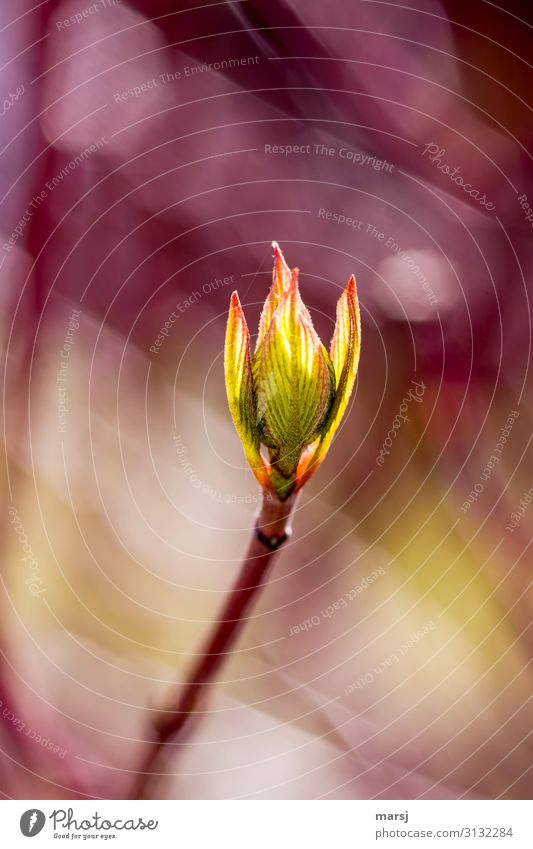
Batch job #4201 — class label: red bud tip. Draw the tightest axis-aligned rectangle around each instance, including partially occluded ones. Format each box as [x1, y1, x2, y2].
[230, 290, 241, 309]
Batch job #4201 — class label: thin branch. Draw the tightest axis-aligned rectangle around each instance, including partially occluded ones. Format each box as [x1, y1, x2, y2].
[133, 491, 298, 799]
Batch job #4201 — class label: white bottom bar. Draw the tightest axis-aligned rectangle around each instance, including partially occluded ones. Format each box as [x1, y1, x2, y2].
[1, 799, 531, 848]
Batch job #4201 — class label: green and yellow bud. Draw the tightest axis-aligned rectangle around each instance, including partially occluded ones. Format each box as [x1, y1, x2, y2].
[224, 243, 361, 500]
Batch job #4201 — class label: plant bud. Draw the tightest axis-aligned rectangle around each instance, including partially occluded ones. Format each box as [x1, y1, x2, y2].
[225, 243, 361, 500]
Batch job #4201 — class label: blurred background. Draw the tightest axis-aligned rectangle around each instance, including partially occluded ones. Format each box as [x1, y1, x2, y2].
[0, 0, 532, 800]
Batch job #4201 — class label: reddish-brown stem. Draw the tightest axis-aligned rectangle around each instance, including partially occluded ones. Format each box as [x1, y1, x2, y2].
[133, 491, 298, 799]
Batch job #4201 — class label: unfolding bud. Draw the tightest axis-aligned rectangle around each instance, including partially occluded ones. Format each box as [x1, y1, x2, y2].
[225, 243, 361, 500]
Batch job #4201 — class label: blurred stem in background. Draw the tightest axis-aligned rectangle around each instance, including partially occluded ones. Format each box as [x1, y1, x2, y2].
[133, 491, 298, 800]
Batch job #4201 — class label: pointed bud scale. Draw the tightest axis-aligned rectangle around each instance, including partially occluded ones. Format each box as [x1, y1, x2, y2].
[255, 241, 292, 353]
[297, 275, 361, 489]
[224, 246, 361, 500]
[224, 292, 269, 490]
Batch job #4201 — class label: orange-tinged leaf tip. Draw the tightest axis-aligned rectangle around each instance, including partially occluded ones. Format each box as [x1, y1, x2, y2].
[229, 290, 241, 310]
[228, 291, 250, 338]
[272, 242, 291, 295]
[287, 267, 299, 295]
[272, 241, 286, 264]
